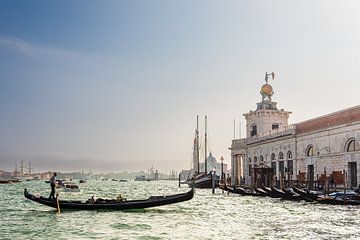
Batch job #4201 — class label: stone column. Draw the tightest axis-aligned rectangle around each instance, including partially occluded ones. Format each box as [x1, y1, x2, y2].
[231, 154, 235, 186]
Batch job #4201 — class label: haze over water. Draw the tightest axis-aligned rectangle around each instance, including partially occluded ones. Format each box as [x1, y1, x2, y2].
[1, 180, 360, 240]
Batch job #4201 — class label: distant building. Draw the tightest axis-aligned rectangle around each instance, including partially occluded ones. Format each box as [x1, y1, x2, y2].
[230, 73, 360, 188]
[199, 152, 228, 175]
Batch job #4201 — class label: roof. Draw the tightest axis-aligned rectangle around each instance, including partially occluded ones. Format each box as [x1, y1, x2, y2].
[295, 105, 360, 134]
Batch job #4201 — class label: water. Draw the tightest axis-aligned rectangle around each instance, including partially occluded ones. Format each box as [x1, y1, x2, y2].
[1, 180, 360, 240]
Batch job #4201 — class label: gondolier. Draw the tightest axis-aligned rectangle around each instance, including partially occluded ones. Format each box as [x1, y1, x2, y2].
[49, 172, 57, 199]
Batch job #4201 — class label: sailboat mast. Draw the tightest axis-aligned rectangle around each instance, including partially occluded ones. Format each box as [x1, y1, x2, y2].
[196, 115, 200, 174]
[204, 115, 207, 174]
[21, 159, 23, 178]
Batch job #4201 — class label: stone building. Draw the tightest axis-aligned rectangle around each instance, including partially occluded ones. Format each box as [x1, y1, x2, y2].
[230, 73, 360, 188]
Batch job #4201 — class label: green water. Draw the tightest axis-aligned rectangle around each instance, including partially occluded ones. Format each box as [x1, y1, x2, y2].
[1, 180, 360, 240]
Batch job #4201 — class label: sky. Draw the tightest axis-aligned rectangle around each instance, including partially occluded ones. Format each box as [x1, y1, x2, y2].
[1, 0, 360, 173]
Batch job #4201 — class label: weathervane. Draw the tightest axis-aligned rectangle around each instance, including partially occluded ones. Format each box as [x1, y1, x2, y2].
[265, 72, 275, 84]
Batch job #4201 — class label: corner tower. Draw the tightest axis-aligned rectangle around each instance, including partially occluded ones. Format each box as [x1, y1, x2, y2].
[244, 72, 291, 137]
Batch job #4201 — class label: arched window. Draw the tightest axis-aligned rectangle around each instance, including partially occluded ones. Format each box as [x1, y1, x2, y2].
[346, 138, 356, 152]
[254, 156, 258, 163]
[271, 153, 276, 161]
[287, 151, 292, 159]
[248, 157, 252, 163]
[306, 145, 314, 156]
[279, 152, 284, 160]
[260, 155, 264, 162]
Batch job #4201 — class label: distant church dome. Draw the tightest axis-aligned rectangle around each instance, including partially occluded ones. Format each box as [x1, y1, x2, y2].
[260, 83, 273, 96]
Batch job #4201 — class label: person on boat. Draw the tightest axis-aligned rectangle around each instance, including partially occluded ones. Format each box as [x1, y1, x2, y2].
[49, 172, 57, 199]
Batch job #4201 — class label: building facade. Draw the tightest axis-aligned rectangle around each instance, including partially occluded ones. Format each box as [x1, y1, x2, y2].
[230, 74, 360, 188]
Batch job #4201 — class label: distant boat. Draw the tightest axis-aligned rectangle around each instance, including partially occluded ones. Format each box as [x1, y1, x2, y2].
[24, 188, 194, 210]
[119, 179, 128, 182]
[79, 179, 86, 183]
[111, 179, 118, 181]
[57, 181, 80, 192]
[0, 178, 22, 184]
[135, 175, 146, 181]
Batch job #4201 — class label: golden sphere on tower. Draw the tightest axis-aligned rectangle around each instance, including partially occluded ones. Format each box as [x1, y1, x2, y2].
[260, 84, 273, 96]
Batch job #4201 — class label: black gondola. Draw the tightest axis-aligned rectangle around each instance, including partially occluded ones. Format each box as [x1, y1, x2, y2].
[315, 197, 360, 205]
[254, 188, 270, 197]
[292, 186, 319, 201]
[219, 184, 258, 196]
[270, 187, 305, 201]
[24, 188, 194, 211]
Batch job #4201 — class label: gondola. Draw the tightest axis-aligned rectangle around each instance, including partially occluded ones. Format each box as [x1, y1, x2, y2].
[254, 188, 270, 197]
[292, 186, 319, 201]
[24, 188, 194, 210]
[219, 184, 258, 196]
[262, 186, 279, 198]
[315, 197, 360, 205]
[270, 187, 304, 201]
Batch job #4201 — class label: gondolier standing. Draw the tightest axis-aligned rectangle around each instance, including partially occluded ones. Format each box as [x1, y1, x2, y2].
[49, 172, 57, 199]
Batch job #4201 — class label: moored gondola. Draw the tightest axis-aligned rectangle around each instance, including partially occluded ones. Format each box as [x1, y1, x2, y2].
[255, 188, 269, 197]
[219, 184, 258, 196]
[262, 186, 283, 199]
[315, 197, 360, 205]
[270, 187, 304, 201]
[24, 188, 194, 211]
[292, 186, 319, 201]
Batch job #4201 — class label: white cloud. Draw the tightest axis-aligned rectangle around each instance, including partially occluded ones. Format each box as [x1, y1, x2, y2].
[0, 35, 82, 59]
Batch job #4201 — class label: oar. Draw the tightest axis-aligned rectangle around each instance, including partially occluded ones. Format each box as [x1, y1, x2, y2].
[56, 193, 61, 214]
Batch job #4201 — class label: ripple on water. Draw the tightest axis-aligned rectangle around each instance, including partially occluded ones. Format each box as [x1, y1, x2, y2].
[111, 222, 151, 230]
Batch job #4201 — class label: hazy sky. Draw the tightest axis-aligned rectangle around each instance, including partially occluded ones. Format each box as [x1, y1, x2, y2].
[1, 1, 360, 173]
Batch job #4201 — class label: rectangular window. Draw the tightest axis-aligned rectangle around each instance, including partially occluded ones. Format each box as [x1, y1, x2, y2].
[249, 165, 252, 176]
[287, 160, 293, 175]
[279, 161, 284, 176]
[271, 161, 276, 176]
[250, 125, 257, 137]
[272, 124, 279, 130]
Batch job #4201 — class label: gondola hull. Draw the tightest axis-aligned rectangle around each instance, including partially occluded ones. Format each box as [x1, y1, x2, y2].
[219, 184, 258, 196]
[24, 188, 194, 210]
[292, 186, 318, 201]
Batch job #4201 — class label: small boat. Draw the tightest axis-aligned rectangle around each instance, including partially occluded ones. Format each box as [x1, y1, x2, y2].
[79, 179, 86, 183]
[270, 187, 304, 201]
[57, 181, 80, 192]
[219, 184, 258, 196]
[8, 178, 22, 183]
[119, 179, 128, 182]
[24, 188, 194, 210]
[254, 188, 269, 197]
[292, 186, 319, 201]
[315, 197, 360, 205]
[0, 180, 11, 184]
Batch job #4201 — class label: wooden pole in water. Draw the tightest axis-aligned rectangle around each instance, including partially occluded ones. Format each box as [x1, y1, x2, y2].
[211, 170, 216, 194]
[56, 193, 60, 214]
